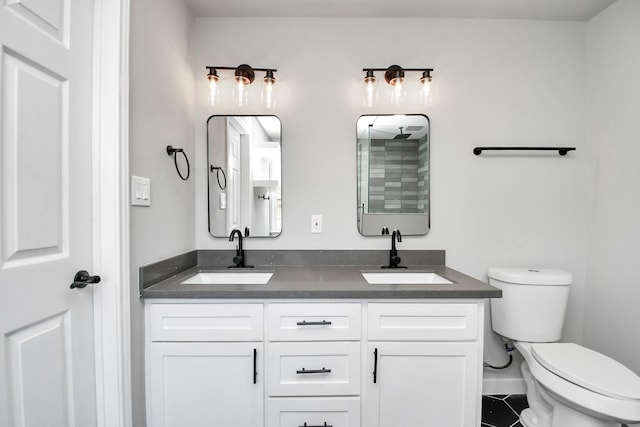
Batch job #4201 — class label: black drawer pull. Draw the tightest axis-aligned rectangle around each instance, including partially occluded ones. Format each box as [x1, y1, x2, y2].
[299, 423, 332, 427]
[253, 348, 258, 384]
[373, 348, 378, 384]
[296, 367, 332, 374]
[296, 320, 332, 326]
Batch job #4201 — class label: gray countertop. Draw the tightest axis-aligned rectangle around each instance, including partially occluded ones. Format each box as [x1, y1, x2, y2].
[141, 262, 501, 300]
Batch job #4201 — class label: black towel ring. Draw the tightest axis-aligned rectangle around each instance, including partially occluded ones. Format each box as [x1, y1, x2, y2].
[210, 165, 227, 190]
[166, 145, 190, 181]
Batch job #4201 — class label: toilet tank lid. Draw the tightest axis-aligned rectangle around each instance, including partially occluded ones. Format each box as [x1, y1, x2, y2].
[488, 268, 572, 285]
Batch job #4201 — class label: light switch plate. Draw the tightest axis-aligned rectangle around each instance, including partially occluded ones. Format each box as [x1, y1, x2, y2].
[131, 175, 151, 206]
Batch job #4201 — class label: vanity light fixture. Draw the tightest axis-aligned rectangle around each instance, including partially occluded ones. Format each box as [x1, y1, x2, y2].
[362, 65, 434, 107]
[206, 64, 277, 108]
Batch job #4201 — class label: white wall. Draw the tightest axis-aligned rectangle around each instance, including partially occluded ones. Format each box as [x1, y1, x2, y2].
[193, 18, 591, 390]
[129, 0, 195, 425]
[584, 0, 640, 374]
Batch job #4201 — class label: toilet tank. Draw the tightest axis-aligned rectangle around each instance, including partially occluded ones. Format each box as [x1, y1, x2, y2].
[489, 268, 572, 342]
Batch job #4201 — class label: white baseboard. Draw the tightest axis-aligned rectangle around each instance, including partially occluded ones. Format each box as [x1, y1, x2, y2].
[482, 377, 526, 395]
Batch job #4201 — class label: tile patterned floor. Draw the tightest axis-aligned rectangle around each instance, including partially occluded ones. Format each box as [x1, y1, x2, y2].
[482, 395, 528, 427]
[481, 394, 631, 427]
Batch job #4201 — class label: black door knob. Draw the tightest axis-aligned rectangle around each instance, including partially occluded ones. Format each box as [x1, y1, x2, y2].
[70, 270, 101, 289]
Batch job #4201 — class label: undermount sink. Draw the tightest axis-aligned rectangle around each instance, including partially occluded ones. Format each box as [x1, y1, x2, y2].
[361, 271, 453, 285]
[181, 272, 274, 285]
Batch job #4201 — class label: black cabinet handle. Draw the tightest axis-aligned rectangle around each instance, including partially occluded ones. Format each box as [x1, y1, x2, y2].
[296, 367, 332, 374]
[299, 423, 332, 427]
[296, 320, 332, 326]
[253, 348, 257, 384]
[373, 348, 378, 383]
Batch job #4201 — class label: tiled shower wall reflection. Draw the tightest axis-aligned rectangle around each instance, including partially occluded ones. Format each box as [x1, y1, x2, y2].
[367, 137, 428, 213]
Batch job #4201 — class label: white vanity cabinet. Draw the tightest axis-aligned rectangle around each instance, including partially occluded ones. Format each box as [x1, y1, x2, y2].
[366, 303, 483, 427]
[146, 303, 264, 427]
[146, 300, 484, 427]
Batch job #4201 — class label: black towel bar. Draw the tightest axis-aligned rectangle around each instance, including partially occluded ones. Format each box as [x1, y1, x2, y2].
[473, 147, 576, 156]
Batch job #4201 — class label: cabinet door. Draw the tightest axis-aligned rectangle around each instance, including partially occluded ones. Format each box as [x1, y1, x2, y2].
[366, 342, 479, 427]
[148, 342, 263, 427]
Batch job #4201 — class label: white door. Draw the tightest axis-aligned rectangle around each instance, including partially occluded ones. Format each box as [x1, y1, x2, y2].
[0, 1, 98, 426]
[227, 118, 242, 234]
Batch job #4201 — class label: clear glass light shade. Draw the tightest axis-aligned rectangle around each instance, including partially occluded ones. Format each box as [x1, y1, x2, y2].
[208, 74, 220, 106]
[233, 77, 250, 107]
[262, 76, 276, 109]
[363, 75, 378, 108]
[390, 78, 406, 106]
[420, 76, 433, 105]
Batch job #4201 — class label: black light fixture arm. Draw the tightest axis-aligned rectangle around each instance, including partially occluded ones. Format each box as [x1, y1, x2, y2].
[363, 67, 434, 73]
[207, 66, 277, 73]
[362, 66, 434, 86]
[206, 65, 277, 83]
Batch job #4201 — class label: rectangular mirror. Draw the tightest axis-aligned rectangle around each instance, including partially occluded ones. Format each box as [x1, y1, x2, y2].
[357, 114, 430, 236]
[207, 115, 282, 237]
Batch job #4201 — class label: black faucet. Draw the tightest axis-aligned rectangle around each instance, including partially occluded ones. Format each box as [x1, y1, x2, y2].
[228, 229, 253, 268]
[382, 229, 407, 269]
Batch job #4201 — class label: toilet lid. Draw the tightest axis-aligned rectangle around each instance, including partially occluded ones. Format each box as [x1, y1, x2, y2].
[531, 343, 640, 400]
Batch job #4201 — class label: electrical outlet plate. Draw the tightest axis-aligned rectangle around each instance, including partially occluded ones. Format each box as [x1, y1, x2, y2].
[311, 214, 322, 233]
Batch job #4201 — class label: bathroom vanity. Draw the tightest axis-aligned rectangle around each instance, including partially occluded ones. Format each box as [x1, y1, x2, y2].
[141, 250, 500, 427]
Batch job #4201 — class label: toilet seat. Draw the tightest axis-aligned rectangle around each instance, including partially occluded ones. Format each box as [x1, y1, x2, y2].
[531, 343, 640, 400]
[515, 341, 640, 424]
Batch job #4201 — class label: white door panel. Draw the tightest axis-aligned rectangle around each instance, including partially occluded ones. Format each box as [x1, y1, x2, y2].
[2, 49, 67, 266]
[5, 0, 68, 45]
[6, 312, 74, 427]
[0, 0, 98, 426]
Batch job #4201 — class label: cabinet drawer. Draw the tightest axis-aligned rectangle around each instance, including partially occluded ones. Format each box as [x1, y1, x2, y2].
[267, 342, 360, 396]
[149, 303, 263, 342]
[267, 397, 360, 427]
[368, 303, 479, 341]
[267, 303, 361, 341]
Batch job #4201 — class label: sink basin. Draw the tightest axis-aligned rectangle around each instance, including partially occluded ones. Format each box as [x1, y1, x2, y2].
[181, 272, 273, 285]
[361, 272, 453, 285]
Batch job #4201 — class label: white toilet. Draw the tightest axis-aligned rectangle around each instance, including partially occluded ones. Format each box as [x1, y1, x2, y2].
[489, 267, 640, 427]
